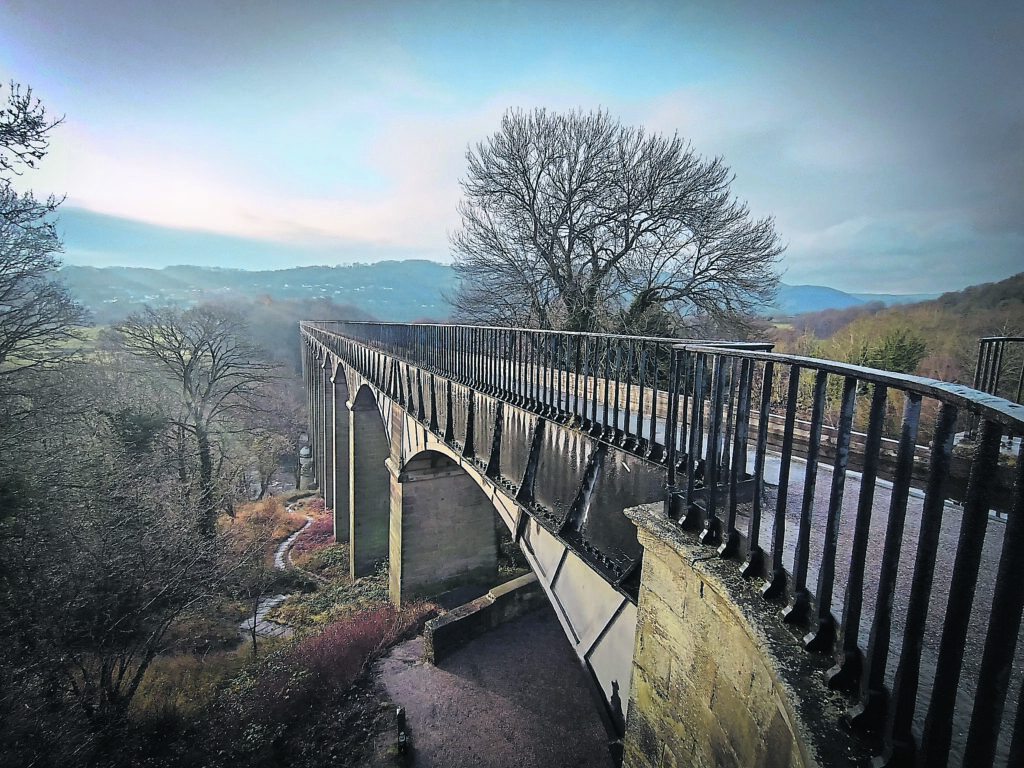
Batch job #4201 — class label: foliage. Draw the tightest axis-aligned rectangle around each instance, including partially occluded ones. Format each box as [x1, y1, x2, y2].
[451, 107, 782, 334]
[220, 605, 424, 727]
[269, 563, 391, 629]
[251, 429, 294, 498]
[131, 646, 251, 720]
[292, 543, 350, 580]
[290, 514, 336, 556]
[861, 327, 928, 373]
[106, 601, 434, 768]
[0, 446, 259, 764]
[229, 496, 309, 557]
[289, 514, 348, 581]
[817, 325, 928, 375]
[773, 271, 1024, 389]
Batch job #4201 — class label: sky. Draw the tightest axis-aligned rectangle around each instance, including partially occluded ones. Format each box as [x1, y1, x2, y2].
[1, 0, 1022, 294]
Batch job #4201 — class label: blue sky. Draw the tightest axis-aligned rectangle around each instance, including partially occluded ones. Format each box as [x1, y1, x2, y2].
[2, 0, 1022, 293]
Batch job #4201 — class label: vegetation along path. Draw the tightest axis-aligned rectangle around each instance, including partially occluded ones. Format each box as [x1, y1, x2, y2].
[240, 511, 314, 640]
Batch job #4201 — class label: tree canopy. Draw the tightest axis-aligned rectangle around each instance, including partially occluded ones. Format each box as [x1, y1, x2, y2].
[450, 108, 783, 335]
[112, 305, 281, 534]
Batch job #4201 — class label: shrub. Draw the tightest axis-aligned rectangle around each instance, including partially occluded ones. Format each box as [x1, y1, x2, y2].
[269, 561, 388, 628]
[214, 602, 435, 758]
[132, 647, 249, 719]
[226, 497, 309, 565]
[291, 514, 335, 557]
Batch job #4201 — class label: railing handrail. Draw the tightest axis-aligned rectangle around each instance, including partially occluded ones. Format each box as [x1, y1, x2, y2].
[302, 321, 1024, 430]
[682, 343, 1024, 428]
[300, 319, 775, 351]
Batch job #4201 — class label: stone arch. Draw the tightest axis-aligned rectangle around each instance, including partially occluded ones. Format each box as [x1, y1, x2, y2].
[389, 449, 500, 606]
[348, 383, 391, 578]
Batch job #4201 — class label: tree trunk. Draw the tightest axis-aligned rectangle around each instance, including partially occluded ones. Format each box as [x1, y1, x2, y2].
[196, 427, 216, 536]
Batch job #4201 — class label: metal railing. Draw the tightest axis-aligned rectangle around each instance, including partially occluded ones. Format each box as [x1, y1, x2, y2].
[301, 321, 1024, 768]
[668, 344, 1023, 768]
[975, 336, 1024, 405]
[302, 320, 772, 460]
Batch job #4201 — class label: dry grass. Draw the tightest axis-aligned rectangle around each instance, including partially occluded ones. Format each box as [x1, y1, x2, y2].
[221, 496, 312, 566]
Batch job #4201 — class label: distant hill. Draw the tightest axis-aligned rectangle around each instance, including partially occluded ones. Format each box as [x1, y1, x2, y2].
[772, 271, 1024, 391]
[768, 284, 939, 316]
[61, 260, 939, 325]
[59, 261, 458, 324]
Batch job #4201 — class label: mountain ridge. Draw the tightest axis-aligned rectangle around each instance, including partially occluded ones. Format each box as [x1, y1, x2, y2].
[59, 261, 943, 324]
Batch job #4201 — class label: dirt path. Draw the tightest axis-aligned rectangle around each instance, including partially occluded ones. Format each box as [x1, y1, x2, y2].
[373, 603, 618, 768]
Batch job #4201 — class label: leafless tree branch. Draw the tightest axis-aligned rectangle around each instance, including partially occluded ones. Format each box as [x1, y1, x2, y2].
[450, 108, 783, 335]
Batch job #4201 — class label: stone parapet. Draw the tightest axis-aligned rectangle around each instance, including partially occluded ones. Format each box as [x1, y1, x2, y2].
[622, 503, 873, 768]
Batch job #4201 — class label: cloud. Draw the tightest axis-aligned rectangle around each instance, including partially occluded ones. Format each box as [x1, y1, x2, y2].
[786, 214, 1024, 293]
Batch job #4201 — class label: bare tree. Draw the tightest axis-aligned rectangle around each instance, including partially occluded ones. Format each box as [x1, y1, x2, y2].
[112, 305, 280, 535]
[0, 83, 85, 379]
[1, 81, 63, 176]
[0, 426, 267, 763]
[451, 108, 783, 334]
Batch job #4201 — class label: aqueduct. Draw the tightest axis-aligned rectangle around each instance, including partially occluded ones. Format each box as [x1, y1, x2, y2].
[301, 321, 1024, 768]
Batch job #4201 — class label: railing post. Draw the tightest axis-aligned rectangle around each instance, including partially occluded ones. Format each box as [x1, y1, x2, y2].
[850, 390, 922, 736]
[698, 353, 727, 545]
[805, 374, 857, 653]
[762, 365, 801, 601]
[681, 351, 707, 532]
[720, 357, 752, 560]
[664, 346, 683, 519]
[919, 417, 1001, 767]
[964, 438, 1024, 767]
[829, 384, 887, 692]
[741, 359, 773, 580]
[783, 367, 828, 626]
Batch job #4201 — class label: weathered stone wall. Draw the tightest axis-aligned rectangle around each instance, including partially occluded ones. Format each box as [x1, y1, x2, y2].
[423, 572, 546, 663]
[622, 503, 870, 768]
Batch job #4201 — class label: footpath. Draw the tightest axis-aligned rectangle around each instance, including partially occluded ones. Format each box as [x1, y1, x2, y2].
[373, 603, 618, 768]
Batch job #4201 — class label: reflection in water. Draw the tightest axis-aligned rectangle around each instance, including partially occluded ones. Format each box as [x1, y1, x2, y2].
[577, 451, 663, 572]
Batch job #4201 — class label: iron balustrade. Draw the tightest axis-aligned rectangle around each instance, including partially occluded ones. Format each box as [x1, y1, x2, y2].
[975, 336, 1024, 406]
[301, 321, 1024, 768]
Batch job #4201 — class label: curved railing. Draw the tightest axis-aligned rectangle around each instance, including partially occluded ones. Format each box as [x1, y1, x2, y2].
[301, 321, 1024, 768]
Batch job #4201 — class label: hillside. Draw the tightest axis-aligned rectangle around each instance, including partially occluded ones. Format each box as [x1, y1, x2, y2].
[61, 260, 939, 326]
[772, 271, 1024, 390]
[59, 261, 457, 325]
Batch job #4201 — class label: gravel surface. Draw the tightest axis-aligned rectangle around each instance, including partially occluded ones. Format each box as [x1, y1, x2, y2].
[374, 603, 618, 768]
